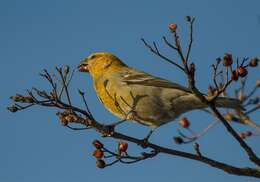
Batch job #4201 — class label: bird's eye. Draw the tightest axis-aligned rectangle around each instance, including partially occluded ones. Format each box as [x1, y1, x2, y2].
[90, 55, 96, 59]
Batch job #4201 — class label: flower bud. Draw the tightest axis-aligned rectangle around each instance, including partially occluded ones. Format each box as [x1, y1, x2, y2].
[65, 114, 78, 122]
[63, 65, 70, 74]
[7, 105, 19, 113]
[10, 95, 21, 102]
[56, 112, 68, 126]
[239, 132, 247, 139]
[23, 96, 34, 103]
[223, 53, 233, 67]
[244, 131, 252, 137]
[185, 16, 191, 22]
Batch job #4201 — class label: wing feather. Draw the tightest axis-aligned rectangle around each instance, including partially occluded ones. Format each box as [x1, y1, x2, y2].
[122, 69, 191, 92]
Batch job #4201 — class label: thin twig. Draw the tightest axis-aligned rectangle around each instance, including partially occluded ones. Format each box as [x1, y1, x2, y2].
[141, 38, 185, 72]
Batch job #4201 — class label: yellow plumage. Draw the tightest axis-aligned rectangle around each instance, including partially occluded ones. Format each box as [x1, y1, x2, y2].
[78, 52, 241, 128]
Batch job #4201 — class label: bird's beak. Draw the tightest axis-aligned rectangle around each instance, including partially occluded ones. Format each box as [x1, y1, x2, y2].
[78, 63, 89, 72]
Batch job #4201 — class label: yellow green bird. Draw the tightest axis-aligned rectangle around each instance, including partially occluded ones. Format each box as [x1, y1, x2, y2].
[78, 52, 241, 129]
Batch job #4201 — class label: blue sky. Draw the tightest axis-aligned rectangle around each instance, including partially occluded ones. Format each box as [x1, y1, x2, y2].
[1, 0, 260, 181]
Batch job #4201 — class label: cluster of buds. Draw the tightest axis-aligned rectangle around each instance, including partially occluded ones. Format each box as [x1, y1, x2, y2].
[239, 131, 253, 139]
[92, 140, 106, 169]
[91, 139, 129, 169]
[220, 53, 259, 81]
[222, 53, 233, 67]
[10, 94, 34, 103]
[56, 110, 79, 126]
[7, 105, 19, 113]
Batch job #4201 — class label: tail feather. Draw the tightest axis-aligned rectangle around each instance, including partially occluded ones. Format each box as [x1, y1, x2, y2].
[215, 97, 242, 110]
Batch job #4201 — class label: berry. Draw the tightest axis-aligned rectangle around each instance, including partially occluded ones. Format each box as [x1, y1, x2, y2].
[244, 131, 252, 137]
[118, 142, 128, 153]
[256, 79, 260, 87]
[92, 140, 103, 149]
[237, 66, 248, 77]
[179, 117, 190, 128]
[249, 57, 259, 67]
[231, 70, 239, 81]
[173, 137, 183, 144]
[168, 23, 177, 32]
[92, 149, 104, 159]
[96, 159, 106, 169]
[7, 105, 18, 113]
[239, 132, 247, 139]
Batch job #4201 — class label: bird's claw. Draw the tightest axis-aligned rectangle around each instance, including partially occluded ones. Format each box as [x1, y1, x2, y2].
[138, 138, 149, 148]
[101, 124, 115, 137]
[138, 129, 154, 148]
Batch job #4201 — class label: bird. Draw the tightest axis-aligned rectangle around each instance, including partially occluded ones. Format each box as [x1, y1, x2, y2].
[78, 52, 241, 133]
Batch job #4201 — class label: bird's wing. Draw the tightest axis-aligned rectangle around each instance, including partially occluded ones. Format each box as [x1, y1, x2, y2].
[121, 69, 191, 92]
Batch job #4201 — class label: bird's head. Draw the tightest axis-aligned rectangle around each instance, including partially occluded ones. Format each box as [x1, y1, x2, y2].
[78, 52, 126, 76]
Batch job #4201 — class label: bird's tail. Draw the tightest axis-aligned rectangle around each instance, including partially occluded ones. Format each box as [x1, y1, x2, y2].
[188, 95, 242, 110]
[211, 97, 260, 133]
[175, 95, 242, 116]
[214, 97, 242, 110]
[190, 96, 260, 133]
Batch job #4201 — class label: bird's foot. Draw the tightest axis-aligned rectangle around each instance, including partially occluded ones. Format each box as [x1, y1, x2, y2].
[100, 119, 127, 137]
[100, 124, 115, 137]
[138, 138, 149, 148]
[138, 129, 154, 148]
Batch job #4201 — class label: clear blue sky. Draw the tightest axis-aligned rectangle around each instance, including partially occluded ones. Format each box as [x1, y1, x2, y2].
[1, 0, 260, 181]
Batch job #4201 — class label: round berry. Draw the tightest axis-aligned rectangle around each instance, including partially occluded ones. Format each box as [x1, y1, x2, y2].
[168, 23, 177, 31]
[118, 142, 128, 153]
[92, 140, 103, 149]
[92, 149, 104, 159]
[249, 57, 259, 67]
[179, 117, 190, 128]
[96, 159, 106, 169]
[173, 137, 183, 144]
[237, 67, 248, 77]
